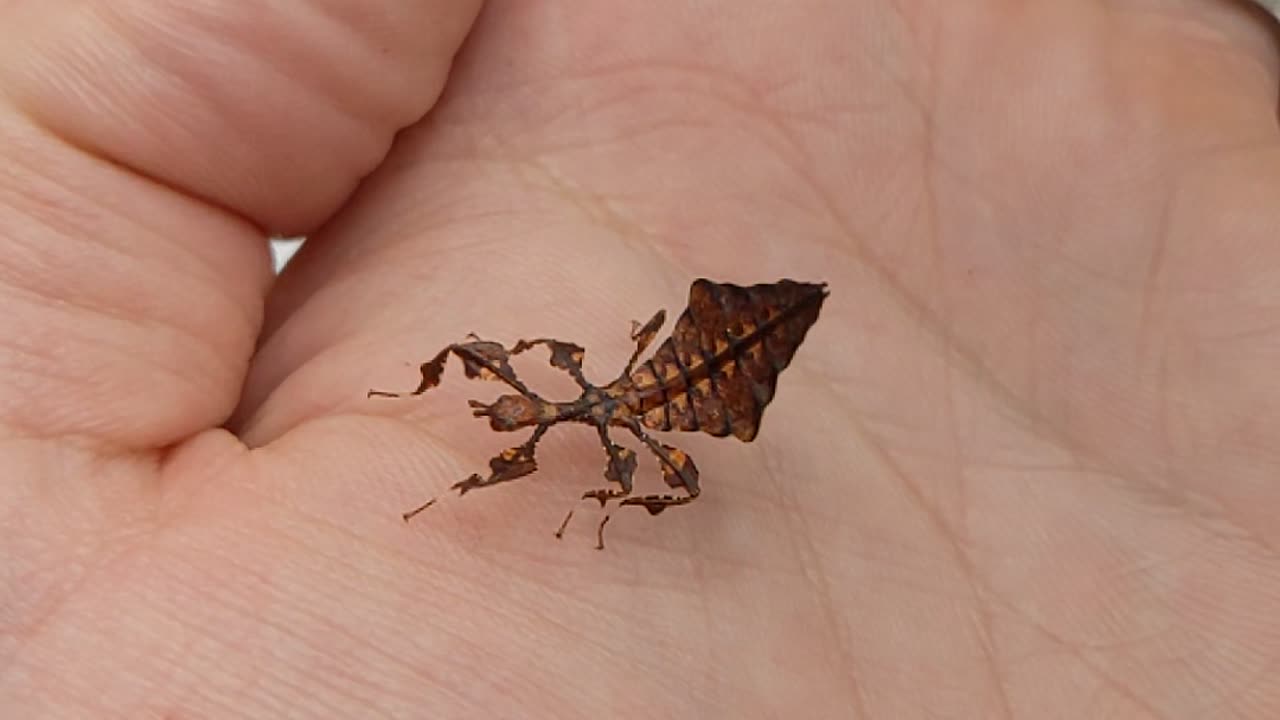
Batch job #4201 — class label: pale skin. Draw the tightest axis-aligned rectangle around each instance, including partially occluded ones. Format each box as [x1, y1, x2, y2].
[0, 1, 1277, 717]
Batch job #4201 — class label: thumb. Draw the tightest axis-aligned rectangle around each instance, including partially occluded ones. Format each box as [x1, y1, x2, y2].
[0, 2, 481, 449]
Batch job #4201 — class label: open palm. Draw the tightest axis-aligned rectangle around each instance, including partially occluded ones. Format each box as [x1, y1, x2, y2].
[3, 2, 1278, 717]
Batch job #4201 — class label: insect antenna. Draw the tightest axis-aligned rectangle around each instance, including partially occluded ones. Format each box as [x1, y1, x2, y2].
[553, 505, 577, 539]
[399, 478, 483, 523]
[554, 500, 612, 550]
[399, 482, 482, 523]
[595, 515, 612, 550]
[402, 496, 439, 522]
[552, 486, 609, 543]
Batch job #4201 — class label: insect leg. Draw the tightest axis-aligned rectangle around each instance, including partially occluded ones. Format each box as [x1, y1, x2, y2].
[619, 421, 701, 513]
[402, 424, 551, 521]
[509, 338, 592, 389]
[554, 424, 637, 546]
[368, 345, 453, 398]
[590, 421, 702, 549]
[368, 340, 535, 399]
[622, 309, 666, 376]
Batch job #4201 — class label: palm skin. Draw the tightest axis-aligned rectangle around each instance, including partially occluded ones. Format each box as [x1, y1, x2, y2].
[1, 1, 1277, 717]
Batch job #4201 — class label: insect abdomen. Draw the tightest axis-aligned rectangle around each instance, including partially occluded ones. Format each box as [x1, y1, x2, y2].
[632, 278, 827, 441]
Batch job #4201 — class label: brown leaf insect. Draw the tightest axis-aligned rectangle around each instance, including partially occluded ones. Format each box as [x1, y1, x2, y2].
[368, 278, 828, 548]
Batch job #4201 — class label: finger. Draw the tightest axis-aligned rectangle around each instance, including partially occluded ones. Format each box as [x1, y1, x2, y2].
[238, 2, 855, 442]
[0, 1, 483, 448]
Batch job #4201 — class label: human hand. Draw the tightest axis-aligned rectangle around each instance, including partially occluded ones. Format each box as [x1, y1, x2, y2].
[2, 2, 1278, 717]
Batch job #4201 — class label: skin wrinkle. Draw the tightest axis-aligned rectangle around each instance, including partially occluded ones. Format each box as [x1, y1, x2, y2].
[0, 119, 272, 313]
[87, 6, 396, 235]
[0, 302, 236, 438]
[0, 168, 262, 430]
[967, 572, 1170, 718]
[965, 600, 1017, 720]
[1136, 176, 1280, 558]
[1012, 521, 1276, 713]
[810, 356, 1250, 713]
[0, 192, 248, 345]
[131, 541, 424, 716]
[1162, 490, 1280, 561]
[808, 164, 1280, 564]
[506, 165, 680, 283]
[1237, 654, 1280, 714]
[17, 102, 267, 237]
[1165, 618, 1254, 716]
[914, 3, 974, 620]
[123, 599, 315, 719]
[0, 270, 226, 378]
[469, 574, 649, 678]
[2, 505, 160, 667]
[422, 105, 658, 248]
[478, 69, 727, 157]
[509, 83, 738, 241]
[7, 3, 469, 236]
[518, 154, 643, 241]
[0, 151, 151, 276]
[926, 179, 1019, 720]
[1136, 187, 1175, 486]
[1163, 135, 1280, 169]
[153, 4, 419, 140]
[471, 59, 828, 269]
[757, 442, 869, 719]
[844, 402, 1017, 716]
[163, 544, 437, 711]
[0, 343, 185, 445]
[274, 418, 472, 517]
[682, 531, 719, 703]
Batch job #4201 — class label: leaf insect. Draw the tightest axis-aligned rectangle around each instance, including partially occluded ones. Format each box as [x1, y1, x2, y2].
[369, 278, 828, 548]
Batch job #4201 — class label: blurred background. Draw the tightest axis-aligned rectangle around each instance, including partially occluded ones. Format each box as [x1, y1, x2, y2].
[270, 236, 304, 273]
